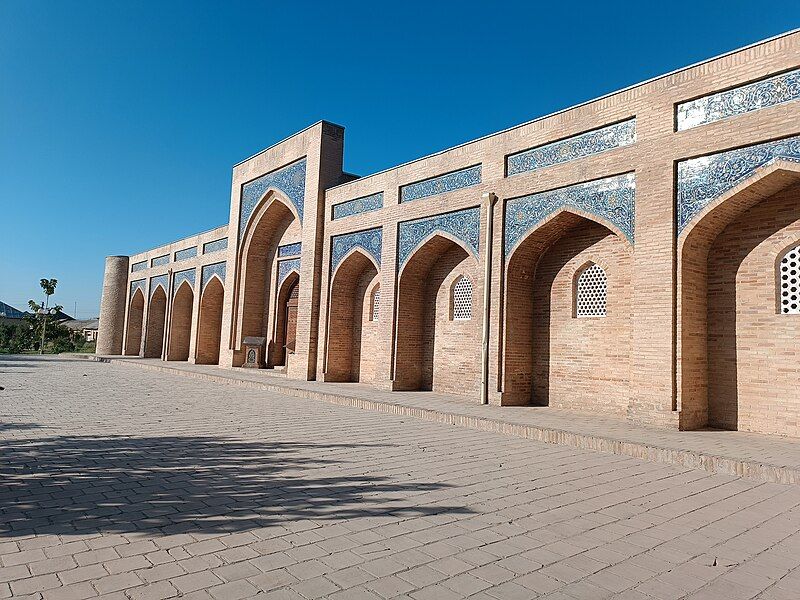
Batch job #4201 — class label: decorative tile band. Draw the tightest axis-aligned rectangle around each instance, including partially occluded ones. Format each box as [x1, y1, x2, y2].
[333, 192, 384, 219]
[201, 262, 226, 291]
[398, 207, 480, 269]
[131, 261, 147, 272]
[331, 228, 382, 273]
[203, 238, 228, 255]
[173, 269, 196, 296]
[677, 135, 800, 233]
[677, 68, 800, 131]
[505, 173, 636, 258]
[130, 279, 146, 297]
[151, 255, 169, 267]
[507, 118, 636, 176]
[240, 158, 306, 237]
[400, 165, 481, 203]
[174, 247, 197, 262]
[278, 258, 300, 287]
[149, 274, 169, 298]
[278, 242, 302, 257]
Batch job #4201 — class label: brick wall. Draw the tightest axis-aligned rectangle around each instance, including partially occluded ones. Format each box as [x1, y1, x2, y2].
[167, 283, 193, 361]
[530, 220, 632, 415]
[706, 183, 800, 436]
[196, 277, 224, 364]
[101, 33, 800, 437]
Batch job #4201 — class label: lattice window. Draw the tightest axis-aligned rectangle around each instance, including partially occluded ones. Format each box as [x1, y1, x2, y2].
[576, 263, 607, 317]
[780, 244, 800, 314]
[371, 286, 381, 321]
[452, 276, 472, 320]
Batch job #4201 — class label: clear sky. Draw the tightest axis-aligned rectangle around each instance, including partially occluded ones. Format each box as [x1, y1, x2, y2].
[1, 2, 798, 318]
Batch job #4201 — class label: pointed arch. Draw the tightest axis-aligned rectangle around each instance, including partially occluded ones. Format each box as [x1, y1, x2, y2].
[394, 232, 482, 395]
[399, 230, 479, 280]
[505, 205, 632, 268]
[196, 276, 225, 365]
[232, 189, 299, 365]
[677, 163, 800, 434]
[272, 271, 299, 367]
[124, 288, 145, 356]
[167, 281, 194, 361]
[325, 248, 380, 382]
[502, 210, 632, 411]
[144, 286, 167, 358]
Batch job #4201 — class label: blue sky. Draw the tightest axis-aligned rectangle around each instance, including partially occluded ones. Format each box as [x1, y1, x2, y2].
[1, 2, 798, 318]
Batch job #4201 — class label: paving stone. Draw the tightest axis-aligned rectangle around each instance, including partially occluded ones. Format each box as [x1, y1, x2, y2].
[3, 357, 800, 600]
[58, 563, 108, 586]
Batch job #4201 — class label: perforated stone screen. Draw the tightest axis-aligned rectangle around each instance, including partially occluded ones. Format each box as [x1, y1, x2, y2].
[780, 245, 800, 315]
[371, 288, 380, 321]
[576, 264, 607, 317]
[452, 276, 472, 320]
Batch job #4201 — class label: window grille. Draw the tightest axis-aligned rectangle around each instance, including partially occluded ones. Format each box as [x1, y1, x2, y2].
[576, 263, 607, 317]
[452, 276, 472, 320]
[780, 244, 800, 314]
[371, 288, 380, 321]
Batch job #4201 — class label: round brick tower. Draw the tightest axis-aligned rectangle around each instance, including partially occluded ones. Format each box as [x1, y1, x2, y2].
[96, 255, 129, 355]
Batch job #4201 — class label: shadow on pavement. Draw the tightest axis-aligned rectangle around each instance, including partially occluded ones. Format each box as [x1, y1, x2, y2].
[0, 434, 470, 537]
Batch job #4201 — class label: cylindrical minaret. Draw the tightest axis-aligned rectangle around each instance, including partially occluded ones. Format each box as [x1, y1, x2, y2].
[96, 255, 130, 355]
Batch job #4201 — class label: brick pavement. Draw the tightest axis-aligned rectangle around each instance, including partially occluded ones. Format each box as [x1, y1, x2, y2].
[2, 355, 800, 599]
[107, 356, 800, 485]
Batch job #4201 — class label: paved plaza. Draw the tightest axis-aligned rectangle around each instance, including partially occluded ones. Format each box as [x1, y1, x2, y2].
[2, 357, 800, 600]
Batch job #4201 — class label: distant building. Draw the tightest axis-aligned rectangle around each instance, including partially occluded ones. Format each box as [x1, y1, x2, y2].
[0, 301, 26, 326]
[62, 318, 100, 342]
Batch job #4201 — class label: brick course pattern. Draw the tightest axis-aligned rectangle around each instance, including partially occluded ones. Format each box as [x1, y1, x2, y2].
[5, 356, 800, 599]
[97, 32, 800, 437]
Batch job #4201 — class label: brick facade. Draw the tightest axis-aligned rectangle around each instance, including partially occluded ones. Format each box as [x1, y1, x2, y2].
[97, 32, 800, 436]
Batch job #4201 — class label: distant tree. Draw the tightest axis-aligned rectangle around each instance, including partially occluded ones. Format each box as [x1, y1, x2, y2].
[27, 277, 68, 354]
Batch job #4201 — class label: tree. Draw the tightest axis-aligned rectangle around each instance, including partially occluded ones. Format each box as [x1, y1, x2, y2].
[28, 277, 64, 354]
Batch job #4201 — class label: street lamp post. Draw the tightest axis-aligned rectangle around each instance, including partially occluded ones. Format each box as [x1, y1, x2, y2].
[37, 304, 57, 355]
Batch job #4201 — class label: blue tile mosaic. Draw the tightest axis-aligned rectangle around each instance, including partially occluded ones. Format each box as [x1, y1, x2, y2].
[331, 228, 382, 272]
[174, 247, 197, 262]
[398, 207, 480, 269]
[201, 262, 226, 291]
[203, 238, 228, 254]
[677, 68, 800, 131]
[677, 135, 800, 233]
[131, 261, 147, 273]
[278, 242, 302, 257]
[130, 279, 146, 297]
[149, 274, 169, 298]
[505, 173, 636, 258]
[151, 255, 169, 268]
[507, 119, 636, 176]
[400, 165, 482, 203]
[173, 268, 196, 296]
[278, 258, 300, 287]
[332, 192, 384, 219]
[240, 158, 307, 237]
